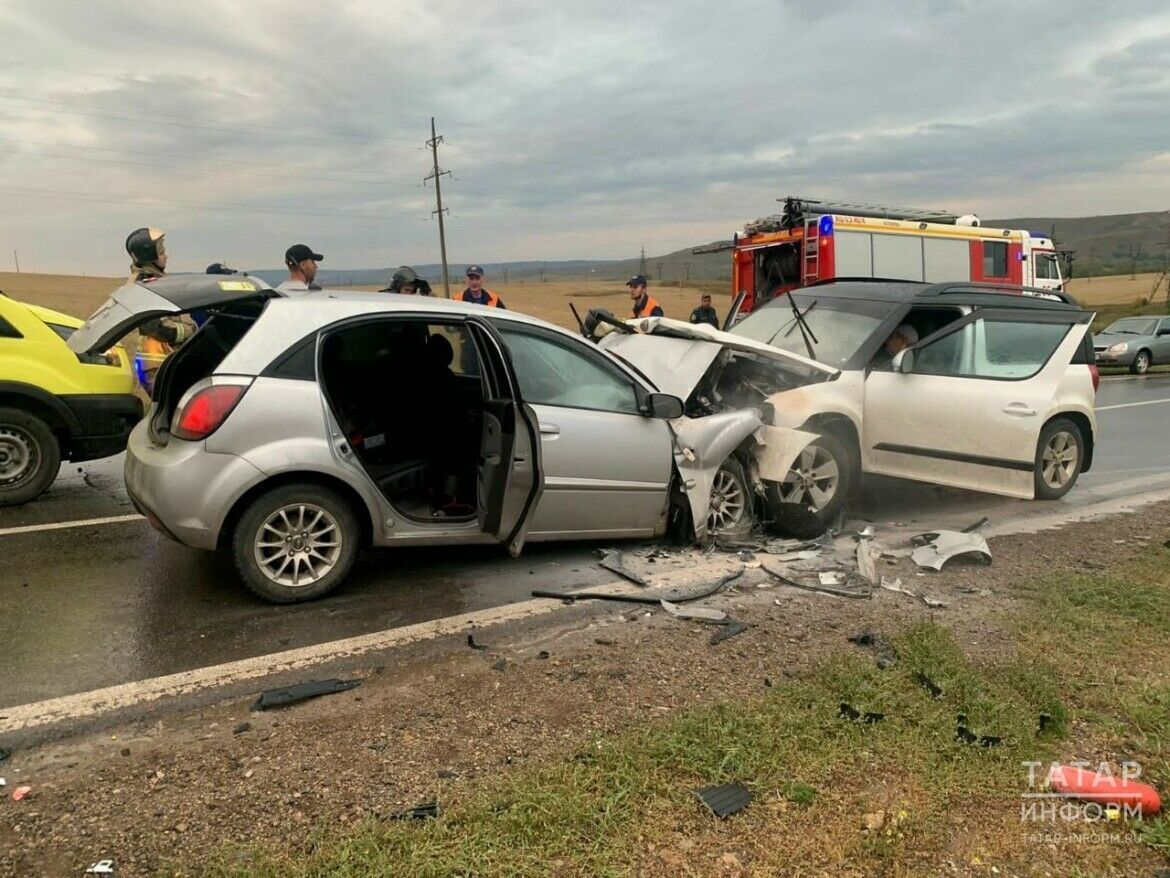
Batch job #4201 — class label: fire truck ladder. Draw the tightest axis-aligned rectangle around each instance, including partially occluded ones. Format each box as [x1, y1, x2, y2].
[779, 196, 959, 226]
[803, 219, 820, 284]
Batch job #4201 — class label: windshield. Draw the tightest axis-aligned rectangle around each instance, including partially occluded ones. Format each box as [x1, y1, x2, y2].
[729, 294, 899, 366]
[1104, 317, 1158, 335]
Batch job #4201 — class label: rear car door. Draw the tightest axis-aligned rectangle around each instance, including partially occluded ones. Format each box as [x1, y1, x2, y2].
[1152, 318, 1170, 365]
[492, 322, 674, 539]
[466, 320, 544, 555]
[862, 308, 1090, 498]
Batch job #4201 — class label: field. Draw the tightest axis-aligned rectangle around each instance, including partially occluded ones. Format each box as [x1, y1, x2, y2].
[0, 272, 726, 333]
[1067, 272, 1168, 306]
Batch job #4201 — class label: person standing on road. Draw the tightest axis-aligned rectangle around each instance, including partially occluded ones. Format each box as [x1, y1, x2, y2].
[459, 265, 505, 308]
[125, 227, 187, 393]
[689, 293, 719, 328]
[277, 244, 324, 293]
[628, 275, 663, 318]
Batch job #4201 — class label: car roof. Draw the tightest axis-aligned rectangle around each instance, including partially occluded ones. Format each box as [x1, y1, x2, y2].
[795, 279, 1086, 312]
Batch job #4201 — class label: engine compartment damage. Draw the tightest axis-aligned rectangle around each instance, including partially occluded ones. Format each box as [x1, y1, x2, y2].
[595, 314, 838, 540]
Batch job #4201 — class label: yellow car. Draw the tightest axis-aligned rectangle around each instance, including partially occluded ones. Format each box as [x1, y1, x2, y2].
[0, 292, 143, 505]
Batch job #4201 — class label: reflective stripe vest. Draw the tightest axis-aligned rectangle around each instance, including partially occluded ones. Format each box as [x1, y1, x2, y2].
[462, 288, 502, 307]
[633, 295, 662, 318]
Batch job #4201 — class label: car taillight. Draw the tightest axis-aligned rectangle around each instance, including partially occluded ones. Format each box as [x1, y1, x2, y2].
[1089, 364, 1100, 393]
[172, 384, 248, 440]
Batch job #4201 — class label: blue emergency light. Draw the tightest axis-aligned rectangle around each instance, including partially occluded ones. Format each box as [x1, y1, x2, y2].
[819, 215, 834, 236]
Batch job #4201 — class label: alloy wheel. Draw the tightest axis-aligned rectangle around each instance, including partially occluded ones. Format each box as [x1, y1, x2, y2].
[0, 425, 38, 488]
[777, 444, 840, 511]
[707, 468, 747, 532]
[1040, 430, 1079, 490]
[253, 503, 343, 588]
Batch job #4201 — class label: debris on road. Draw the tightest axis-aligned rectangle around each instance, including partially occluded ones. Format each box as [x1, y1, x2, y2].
[12, 785, 32, 801]
[761, 563, 872, 599]
[915, 672, 943, 698]
[491, 659, 508, 672]
[856, 540, 878, 586]
[1048, 764, 1162, 815]
[467, 634, 489, 651]
[232, 722, 252, 735]
[911, 530, 992, 571]
[660, 599, 727, 623]
[818, 571, 846, 586]
[694, 783, 752, 818]
[532, 567, 745, 607]
[597, 548, 649, 587]
[391, 801, 440, 821]
[955, 714, 1001, 748]
[252, 679, 361, 711]
[961, 516, 989, 533]
[880, 577, 948, 609]
[85, 861, 116, 875]
[0, 746, 10, 763]
[709, 620, 749, 645]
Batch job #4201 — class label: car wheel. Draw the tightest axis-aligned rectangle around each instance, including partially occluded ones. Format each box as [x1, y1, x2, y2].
[232, 484, 360, 603]
[1130, 350, 1152, 375]
[707, 457, 751, 537]
[770, 432, 857, 525]
[0, 407, 60, 507]
[1034, 418, 1084, 500]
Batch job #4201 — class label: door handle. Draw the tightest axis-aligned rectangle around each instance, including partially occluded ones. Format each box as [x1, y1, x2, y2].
[1002, 403, 1036, 417]
[539, 424, 561, 437]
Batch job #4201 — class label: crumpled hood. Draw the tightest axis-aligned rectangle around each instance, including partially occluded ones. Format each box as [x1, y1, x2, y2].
[600, 317, 839, 399]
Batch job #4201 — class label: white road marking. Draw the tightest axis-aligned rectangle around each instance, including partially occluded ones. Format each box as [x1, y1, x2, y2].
[0, 513, 144, 538]
[1095, 397, 1170, 412]
[0, 558, 741, 735]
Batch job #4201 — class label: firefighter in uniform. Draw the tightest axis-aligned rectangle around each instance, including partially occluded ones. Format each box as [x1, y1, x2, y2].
[380, 265, 432, 295]
[459, 265, 505, 308]
[126, 227, 190, 394]
[689, 293, 719, 327]
[627, 275, 663, 318]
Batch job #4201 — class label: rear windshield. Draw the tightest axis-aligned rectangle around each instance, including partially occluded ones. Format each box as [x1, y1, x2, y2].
[729, 294, 898, 367]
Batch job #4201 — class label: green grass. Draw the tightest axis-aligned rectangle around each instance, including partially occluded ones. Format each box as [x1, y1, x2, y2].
[180, 550, 1170, 877]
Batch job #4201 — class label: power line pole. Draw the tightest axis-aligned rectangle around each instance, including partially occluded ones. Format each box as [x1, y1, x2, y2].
[12, 250, 19, 273]
[639, 247, 646, 277]
[503, 267, 508, 283]
[656, 260, 663, 282]
[684, 261, 692, 282]
[425, 117, 452, 298]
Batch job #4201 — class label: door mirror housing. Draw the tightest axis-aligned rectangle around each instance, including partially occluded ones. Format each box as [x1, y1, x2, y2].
[892, 349, 916, 374]
[645, 392, 684, 419]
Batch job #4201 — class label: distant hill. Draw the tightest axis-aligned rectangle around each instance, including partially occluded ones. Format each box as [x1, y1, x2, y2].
[247, 209, 1168, 290]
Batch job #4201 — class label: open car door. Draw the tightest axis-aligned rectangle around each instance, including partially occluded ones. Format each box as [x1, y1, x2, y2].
[66, 274, 276, 355]
[467, 319, 544, 556]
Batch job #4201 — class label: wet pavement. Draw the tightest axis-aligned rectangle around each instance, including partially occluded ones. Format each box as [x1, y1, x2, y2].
[2, 372, 1169, 710]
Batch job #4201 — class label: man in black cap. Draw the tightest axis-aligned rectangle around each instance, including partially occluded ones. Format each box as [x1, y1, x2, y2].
[459, 265, 505, 308]
[627, 275, 663, 318]
[278, 244, 323, 292]
[689, 293, 719, 328]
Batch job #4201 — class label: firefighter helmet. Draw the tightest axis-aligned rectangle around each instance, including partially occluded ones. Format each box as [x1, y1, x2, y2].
[126, 227, 166, 267]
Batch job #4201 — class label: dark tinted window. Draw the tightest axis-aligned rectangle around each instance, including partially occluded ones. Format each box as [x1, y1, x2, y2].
[0, 315, 21, 338]
[983, 241, 1009, 278]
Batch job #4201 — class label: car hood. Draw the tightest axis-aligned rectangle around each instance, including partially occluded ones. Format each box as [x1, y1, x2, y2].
[21, 302, 84, 329]
[600, 317, 838, 398]
[1095, 331, 1151, 344]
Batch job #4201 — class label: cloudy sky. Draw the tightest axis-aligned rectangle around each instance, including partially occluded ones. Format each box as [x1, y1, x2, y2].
[1, 0, 1168, 275]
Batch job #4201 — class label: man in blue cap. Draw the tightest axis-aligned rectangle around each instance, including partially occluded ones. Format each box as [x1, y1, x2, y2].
[627, 275, 663, 318]
[459, 265, 505, 308]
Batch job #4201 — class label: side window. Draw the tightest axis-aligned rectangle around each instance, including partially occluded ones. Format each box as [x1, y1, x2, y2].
[916, 319, 1070, 380]
[497, 326, 640, 414]
[0, 314, 22, 339]
[1034, 253, 1060, 281]
[983, 241, 1009, 278]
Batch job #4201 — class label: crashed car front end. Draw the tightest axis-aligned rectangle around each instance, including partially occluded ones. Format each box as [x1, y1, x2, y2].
[597, 316, 839, 540]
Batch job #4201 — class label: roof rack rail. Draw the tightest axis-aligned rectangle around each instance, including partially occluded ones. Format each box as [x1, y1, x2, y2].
[923, 281, 1080, 307]
[806, 276, 927, 287]
[780, 196, 959, 227]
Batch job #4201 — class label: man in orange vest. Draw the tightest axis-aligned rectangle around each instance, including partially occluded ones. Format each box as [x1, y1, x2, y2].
[627, 275, 663, 318]
[460, 265, 506, 308]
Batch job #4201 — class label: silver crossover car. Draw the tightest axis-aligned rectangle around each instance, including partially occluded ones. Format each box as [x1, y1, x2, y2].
[69, 275, 836, 603]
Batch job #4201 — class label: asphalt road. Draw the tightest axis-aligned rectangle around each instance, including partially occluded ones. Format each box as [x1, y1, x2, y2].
[3, 373, 1170, 710]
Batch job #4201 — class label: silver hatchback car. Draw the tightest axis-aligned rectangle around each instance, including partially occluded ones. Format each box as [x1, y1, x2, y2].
[69, 276, 834, 603]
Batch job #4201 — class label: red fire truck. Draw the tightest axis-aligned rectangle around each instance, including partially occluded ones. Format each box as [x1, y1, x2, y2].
[710, 197, 1064, 314]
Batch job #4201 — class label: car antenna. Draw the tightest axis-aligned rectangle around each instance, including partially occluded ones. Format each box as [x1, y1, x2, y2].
[785, 291, 818, 358]
[569, 302, 586, 335]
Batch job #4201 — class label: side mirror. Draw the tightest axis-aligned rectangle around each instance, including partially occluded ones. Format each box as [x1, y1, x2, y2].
[645, 392, 684, 419]
[892, 349, 916, 374]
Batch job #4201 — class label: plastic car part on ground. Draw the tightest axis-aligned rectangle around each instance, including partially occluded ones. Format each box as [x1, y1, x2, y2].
[910, 530, 992, 571]
[1048, 764, 1162, 815]
[880, 576, 948, 609]
[532, 567, 745, 607]
[252, 678, 360, 711]
[694, 783, 753, 818]
[596, 548, 649, 587]
[85, 861, 116, 875]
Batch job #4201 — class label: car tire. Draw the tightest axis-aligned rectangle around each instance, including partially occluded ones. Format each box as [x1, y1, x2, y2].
[232, 483, 361, 603]
[1034, 418, 1084, 500]
[767, 431, 857, 526]
[1130, 350, 1152, 375]
[0, 407, 60, 507]
[706, 457, 752, 538]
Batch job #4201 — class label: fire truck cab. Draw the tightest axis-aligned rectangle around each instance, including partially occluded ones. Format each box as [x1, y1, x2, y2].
[729, 197, 1063, 314]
